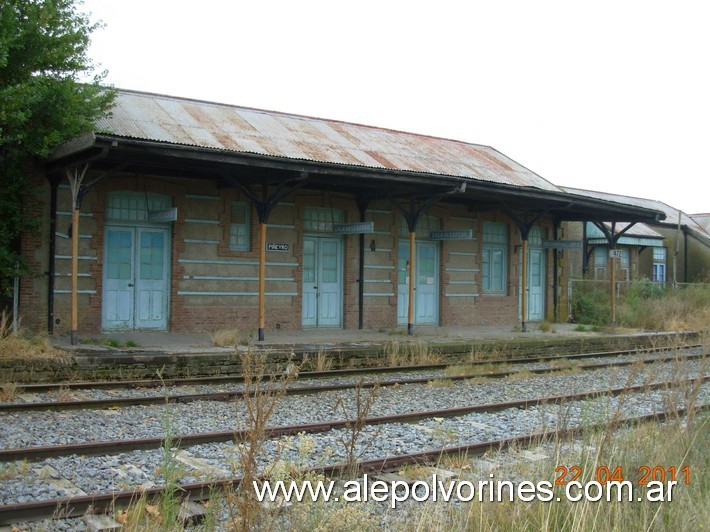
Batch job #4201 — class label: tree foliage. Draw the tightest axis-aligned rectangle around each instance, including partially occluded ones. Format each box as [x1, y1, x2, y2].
[0, 0, 114, 296]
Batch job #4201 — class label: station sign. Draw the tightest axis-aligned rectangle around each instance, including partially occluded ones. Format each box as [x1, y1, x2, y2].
[333, 222, 374, 234]
[542, 240, 582, 249]
[429, 229, 473, 240]
[147, 207, 178, 222]
[267, 243, 290, 252]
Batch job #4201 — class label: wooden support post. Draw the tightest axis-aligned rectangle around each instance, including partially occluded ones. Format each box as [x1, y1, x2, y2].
[408, 231, 415, 336]
[552, 219, 560, 323]
[521, 238, 528, 332]
[71, 208, 80, 345]
[258, 222, 267, 341]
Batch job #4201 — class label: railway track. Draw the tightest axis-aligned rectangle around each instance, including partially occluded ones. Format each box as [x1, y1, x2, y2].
[1, 375, 706, 463]
[1, 396, 706, 527]
[1, 339, 705, 528]
[1, 348, 704, 412]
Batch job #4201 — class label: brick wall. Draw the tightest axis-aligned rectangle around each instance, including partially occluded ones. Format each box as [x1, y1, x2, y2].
[21, 168, 564, 336]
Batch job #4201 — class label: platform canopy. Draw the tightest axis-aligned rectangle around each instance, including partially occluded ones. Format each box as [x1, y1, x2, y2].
[48, 89, 666, 224]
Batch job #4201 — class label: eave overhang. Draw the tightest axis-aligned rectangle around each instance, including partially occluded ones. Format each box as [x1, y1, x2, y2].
[47, 133, 667, 225]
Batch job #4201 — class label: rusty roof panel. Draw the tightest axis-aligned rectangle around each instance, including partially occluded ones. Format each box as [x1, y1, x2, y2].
[95, 90, 565, 192]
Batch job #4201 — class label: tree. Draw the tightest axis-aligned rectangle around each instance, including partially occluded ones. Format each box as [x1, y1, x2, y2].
[0, 0, 114, 296]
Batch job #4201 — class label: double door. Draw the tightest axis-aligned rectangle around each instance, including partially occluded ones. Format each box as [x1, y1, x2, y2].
[103, 226, 170, 330]
[302, 236, 343, 327]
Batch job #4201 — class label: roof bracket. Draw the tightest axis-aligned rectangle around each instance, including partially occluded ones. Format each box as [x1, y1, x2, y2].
[502, 204, 550, 240]
[222, 172, 308, 223]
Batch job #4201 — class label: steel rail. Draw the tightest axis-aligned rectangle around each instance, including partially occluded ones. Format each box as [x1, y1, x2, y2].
[1, 351, 705, 413]
[1, 375, 707, 462]
[15, 341, 700, 393]
[1, 402, 706, 526]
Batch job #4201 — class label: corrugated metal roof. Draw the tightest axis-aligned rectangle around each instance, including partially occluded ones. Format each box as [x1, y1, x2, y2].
[564, 187, 709, 236]
[587, 221, 664, 239]
[95, 90, 563, 192]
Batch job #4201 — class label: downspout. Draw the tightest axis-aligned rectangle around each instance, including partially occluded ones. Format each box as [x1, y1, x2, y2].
[408, 229, 416, 336]
[552, 219, 560, 323]
[47, 176, 59, 335]
[683, 227, 688, 282]
[258, 220, 267, 341]
[521, 236, 528, 332]
[582, 222, 588, 275]
[357, 200, 368, 330]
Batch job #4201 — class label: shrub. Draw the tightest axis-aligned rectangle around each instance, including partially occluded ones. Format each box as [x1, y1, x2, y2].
[570, 286, 610, 326]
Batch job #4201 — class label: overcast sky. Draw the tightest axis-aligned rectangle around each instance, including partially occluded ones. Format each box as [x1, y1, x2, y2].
[79, 0, 709, 215]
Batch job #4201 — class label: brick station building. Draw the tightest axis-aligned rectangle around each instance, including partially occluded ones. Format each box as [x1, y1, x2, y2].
[19, 89, 665, 341]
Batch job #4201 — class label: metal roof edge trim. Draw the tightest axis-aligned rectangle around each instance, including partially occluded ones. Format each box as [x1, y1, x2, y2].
[685, 226, 710, 247]
[588, 237, 665, 247]
[94, 134, 660, 213]
[562, 191, 666, 222]
[54, 132, 666, 223]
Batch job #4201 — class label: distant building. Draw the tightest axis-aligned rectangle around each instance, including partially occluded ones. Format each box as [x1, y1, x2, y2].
[562, 188, 710, 286]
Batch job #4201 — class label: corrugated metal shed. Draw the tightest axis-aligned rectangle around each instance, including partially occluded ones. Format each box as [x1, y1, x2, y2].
[95, 90, 562, 192]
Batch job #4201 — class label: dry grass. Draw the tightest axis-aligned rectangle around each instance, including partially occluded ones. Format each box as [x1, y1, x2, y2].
[538, 321, 557, 333]
[210, 328, 244, 347]
[465, 343, 509, 362]
[0, 311, 66, 360]
[231, 342, 296, 530]
[445, 362, 509, 377]
[384, 340, 441, 367]
[302, 348, 333, 372]
[0, 382, 20, 402]
[0, 460, 29, 480]
[410, 413, 708, 532]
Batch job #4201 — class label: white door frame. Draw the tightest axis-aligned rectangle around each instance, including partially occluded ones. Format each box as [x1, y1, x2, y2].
[397, 240, 439, 325]
[302, 235, 343, 328]
[527, 246, 545, 321]
[524, 226, 546, 322]
[102, 223, 171, 330]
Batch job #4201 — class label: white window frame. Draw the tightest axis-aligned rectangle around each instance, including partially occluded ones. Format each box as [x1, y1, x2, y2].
[229, 201, 250, 251]
[652, 247, 666, 283]
[482, 222, 507, 294]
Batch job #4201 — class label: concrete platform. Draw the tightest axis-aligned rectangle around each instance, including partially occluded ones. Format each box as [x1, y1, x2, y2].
[54, 323, 670, 356]
[7, 324, 686, 383]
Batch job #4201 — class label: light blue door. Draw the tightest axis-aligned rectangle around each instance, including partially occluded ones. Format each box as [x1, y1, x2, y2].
[527, 247, 545, 321]
[398, 241, 439, 325]
[135, 228, 169, 329]
[103, 226, 169, 330]
[302, 237, 342, 327]
[103, 228, 135, 329]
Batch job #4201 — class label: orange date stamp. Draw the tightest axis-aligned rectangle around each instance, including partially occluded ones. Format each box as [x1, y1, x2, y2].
[555, 465, 691, 486]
